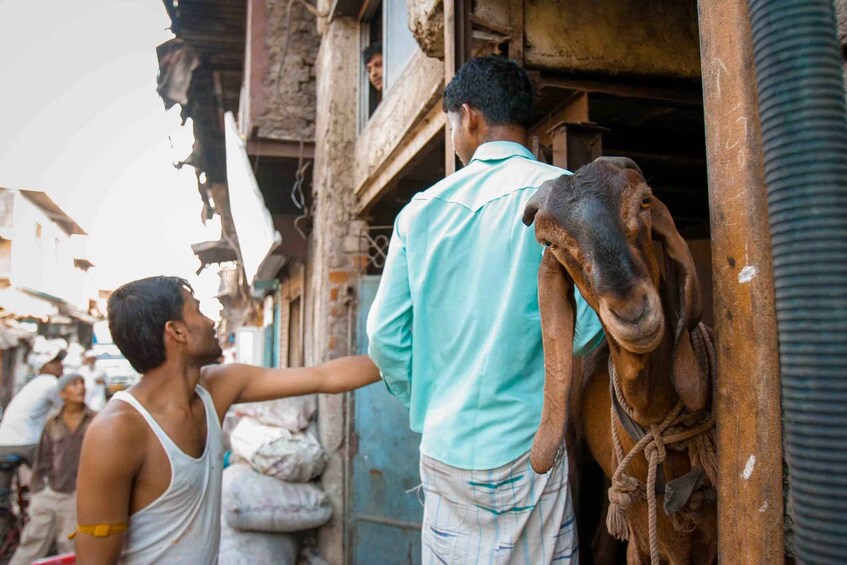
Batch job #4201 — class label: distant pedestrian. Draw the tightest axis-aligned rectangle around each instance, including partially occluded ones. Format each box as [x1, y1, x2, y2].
[0, 337, 67, 507]
[79, 350, 107, 411]
[75, 276, 380, 563]
[10, 373, 93, 565]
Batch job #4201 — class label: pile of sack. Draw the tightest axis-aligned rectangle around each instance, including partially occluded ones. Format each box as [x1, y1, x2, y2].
[219, 395, 331, 565]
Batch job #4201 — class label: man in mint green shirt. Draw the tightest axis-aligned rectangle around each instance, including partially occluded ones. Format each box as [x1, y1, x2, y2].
[366, 56, 603, 563]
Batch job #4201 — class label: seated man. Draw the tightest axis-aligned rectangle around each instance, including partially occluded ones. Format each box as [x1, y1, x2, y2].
[75, 276, 381, 563]
[10, 373, 93, 565]
[0, 338, 67, 505]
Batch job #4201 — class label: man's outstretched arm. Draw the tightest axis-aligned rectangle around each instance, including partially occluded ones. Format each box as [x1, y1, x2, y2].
[75, 411, 144, 564]
[202, 355, 381, 420]
[365, 217, 414, 407]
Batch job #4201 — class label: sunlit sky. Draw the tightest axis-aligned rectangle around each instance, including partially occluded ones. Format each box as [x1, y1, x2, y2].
[0, 0, 222, 318]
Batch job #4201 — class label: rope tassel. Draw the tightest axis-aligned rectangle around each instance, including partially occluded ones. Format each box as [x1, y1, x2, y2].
[607, 474, 641, 540]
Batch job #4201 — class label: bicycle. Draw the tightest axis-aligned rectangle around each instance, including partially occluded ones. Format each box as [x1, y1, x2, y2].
[0, 453, 30, 565]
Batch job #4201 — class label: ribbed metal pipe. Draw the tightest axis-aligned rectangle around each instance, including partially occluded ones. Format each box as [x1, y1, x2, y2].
[746, 0, 847, 562]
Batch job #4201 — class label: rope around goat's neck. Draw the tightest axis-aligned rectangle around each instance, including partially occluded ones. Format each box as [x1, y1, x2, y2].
[607, 322, 716, 565]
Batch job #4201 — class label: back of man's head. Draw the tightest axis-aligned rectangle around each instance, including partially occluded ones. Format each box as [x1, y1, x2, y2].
[442, 56, 535, 128]
[108, 276, 192, 374]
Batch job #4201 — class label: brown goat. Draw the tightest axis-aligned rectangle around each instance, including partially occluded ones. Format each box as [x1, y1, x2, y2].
[523, 157, 717, 564]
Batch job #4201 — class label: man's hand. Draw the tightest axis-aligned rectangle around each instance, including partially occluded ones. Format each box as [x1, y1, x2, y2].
[201, 355, 381, 421]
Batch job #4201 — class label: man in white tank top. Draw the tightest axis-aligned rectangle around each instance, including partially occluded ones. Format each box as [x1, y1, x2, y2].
[74, 277, 381, 564]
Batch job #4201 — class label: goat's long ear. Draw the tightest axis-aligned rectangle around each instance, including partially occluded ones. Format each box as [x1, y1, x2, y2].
[530, 250, 576, 473]
[650, 198, 708, 412]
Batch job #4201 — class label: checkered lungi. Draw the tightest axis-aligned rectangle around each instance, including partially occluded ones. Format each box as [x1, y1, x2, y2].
[420, 449, 578, 564]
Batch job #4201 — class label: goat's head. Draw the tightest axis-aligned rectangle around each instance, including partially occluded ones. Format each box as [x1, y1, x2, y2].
[523, 158, 706, 467]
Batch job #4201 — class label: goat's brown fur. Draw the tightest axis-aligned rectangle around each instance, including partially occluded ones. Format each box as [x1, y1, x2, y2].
[523, 157, 717, 564]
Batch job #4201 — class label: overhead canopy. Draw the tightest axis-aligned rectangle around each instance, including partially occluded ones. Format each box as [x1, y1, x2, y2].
[0, 288, 57, 321]
[224, 112, 282, 284]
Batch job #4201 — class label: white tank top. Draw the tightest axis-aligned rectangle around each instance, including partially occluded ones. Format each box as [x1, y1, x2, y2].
[113, 386, 224, 564]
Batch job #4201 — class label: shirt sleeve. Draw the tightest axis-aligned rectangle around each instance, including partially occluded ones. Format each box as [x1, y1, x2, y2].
[30, 424, 51, 493]
[366, 215, 413, 408]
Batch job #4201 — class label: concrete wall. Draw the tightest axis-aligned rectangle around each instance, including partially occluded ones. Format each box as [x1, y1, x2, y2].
[308, 16, 367, 564]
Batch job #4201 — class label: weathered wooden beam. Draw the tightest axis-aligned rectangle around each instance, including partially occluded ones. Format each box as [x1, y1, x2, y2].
[246, 139, 315, 160]
[539, 76, 702, 106]
[528, 91, 589, 148]
[698, 1, 784, 562]
[509, 0, 524, 64]
[357, 105, 446, 214]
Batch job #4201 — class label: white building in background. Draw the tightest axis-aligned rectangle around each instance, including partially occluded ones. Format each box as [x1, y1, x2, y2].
[0, 187, 100, 406]
[0, 189, 90, 304]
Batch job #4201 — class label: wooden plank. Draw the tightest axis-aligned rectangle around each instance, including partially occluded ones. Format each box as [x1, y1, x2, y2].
[539, 75, 702, 106]
[246, 139, 315, 159]
[698, 1, 784, 562]
[444, 0, 458, 176]
[509, 0, 524, 64]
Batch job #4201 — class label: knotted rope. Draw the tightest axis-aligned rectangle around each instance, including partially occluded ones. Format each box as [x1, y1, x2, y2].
[606, 323, 717, 565]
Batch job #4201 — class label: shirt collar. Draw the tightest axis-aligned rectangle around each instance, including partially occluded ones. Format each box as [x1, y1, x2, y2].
[468, 141, 535, 164]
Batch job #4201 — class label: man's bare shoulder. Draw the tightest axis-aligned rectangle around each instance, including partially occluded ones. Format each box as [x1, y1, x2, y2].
[199, 362, 260, 389]
[85, 398, 148, 455]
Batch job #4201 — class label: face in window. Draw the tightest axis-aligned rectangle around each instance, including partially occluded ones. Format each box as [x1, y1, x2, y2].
[366, 52, 383, 92]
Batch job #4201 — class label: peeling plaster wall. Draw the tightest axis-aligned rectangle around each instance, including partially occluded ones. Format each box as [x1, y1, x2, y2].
[308, 17, 363, 565]
[255, 0, 321, 141]
[408, 0, 444, 58]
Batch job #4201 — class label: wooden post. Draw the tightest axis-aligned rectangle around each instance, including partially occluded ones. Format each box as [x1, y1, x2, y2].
[509, 0, 524, 65]
[444, 0, 457, 176]
[443, 0, 469, 176]
[698, 1, 784, 562]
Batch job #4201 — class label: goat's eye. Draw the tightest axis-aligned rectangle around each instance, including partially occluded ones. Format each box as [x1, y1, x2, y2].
[542, 240, 552, 247]
[641, 196, 651, 209]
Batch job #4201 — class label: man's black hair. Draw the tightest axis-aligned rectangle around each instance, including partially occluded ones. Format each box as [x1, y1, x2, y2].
[362, 42, 382, 64]
[442, 56, 535, 128]
[108, 276, 193, 374]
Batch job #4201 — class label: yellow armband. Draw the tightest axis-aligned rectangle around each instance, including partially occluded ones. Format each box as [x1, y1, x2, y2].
[68, 522, 128, 540]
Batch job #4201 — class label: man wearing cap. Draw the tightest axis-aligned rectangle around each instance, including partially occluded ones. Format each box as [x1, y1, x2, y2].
[10, 373, 93, 565]
[79, 350, 107, 411]
[0, 337, 67, 506]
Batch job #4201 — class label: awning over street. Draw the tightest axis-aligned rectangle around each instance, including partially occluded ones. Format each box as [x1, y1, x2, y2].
[224, 112, 282, 284]
[0, 288, 57, 321]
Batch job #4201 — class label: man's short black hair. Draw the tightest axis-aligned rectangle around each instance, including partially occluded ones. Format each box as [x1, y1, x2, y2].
[443, 56, 535, 128]
[108, 276, 193, 374]
[363, 42, 382, 64]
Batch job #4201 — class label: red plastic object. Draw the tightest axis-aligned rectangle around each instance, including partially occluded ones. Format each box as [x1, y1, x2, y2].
[32, 553, 75, 564]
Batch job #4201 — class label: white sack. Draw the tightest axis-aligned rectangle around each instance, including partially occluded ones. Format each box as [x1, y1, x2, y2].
[219, 515, 299, 564]
[223, 463, 332, 533]
[230, 417, 328, 482]
[234, 394, 317, 431]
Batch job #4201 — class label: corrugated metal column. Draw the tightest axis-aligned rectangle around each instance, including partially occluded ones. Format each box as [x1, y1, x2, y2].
[697, 1, 784, 562]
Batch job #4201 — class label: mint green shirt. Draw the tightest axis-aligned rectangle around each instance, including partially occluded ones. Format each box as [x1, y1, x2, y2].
[366, 141, 605, 470]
